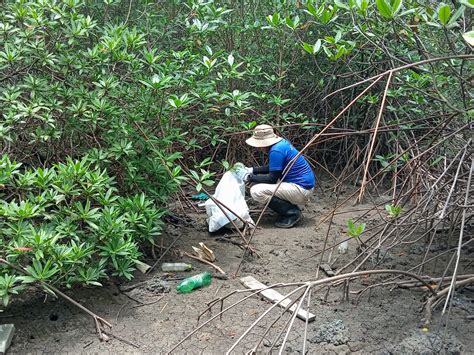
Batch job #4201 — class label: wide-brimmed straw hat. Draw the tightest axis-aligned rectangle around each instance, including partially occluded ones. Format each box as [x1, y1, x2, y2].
[245, 124, 282, 148]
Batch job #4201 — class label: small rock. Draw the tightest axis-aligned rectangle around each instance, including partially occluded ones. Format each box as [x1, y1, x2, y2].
[145, 279, 170, 294]
[309, 319, 349, 346]
[319, 263, 335, 277]
[338, 242, 348, 255]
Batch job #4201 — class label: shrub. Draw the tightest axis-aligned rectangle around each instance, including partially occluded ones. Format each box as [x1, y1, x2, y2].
[0, 154, 164, 306]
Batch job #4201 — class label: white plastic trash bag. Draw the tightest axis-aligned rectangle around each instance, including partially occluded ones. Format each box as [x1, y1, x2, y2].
[204, 171, 254, 232]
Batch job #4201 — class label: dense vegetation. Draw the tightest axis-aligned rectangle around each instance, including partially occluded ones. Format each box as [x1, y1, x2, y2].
[0, 0, 472, 306]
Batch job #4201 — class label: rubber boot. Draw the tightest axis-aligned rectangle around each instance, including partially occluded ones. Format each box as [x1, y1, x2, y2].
[268, 197, 302, 228]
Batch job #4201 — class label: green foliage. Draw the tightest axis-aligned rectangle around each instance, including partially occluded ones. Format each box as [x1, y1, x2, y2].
[437, 3, 452, 26]
[347, 219, 366, 238]
[459, 0, 474, 8]
[189, 169, 215, 192]
[374, 152, 409, 172]
[220, 160, 232, 171]
[302, 40, 322, 55]
[0, 274, 24, 306]
[0, 0, 471, 305]
[0, 0, 282, 201]
[385, 204, 402, 218]
[463, 31, 474, 46]
[376, 0, 403, 19]
[0, 155, 164, 305]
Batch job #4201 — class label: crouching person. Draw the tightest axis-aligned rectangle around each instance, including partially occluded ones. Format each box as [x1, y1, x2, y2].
[235, 124, 315, 228]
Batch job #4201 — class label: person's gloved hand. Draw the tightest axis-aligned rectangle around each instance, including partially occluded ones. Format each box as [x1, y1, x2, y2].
[234, 163, 253, 182]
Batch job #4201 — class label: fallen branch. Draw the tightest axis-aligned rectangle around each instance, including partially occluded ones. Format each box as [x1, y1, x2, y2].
[131, 295, 165, 309]
[103, 331, 141, 349]
[183, 252, 226, 275]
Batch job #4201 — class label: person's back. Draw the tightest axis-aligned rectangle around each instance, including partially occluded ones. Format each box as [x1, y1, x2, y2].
[269, 139, 315, 190]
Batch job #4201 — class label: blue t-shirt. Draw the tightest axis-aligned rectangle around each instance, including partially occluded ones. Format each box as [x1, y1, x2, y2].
[269, 139, 315, 189]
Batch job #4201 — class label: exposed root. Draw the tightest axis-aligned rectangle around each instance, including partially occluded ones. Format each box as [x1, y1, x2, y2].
[423, 277, 474, 329]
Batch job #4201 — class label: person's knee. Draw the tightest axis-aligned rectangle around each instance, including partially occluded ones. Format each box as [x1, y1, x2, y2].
[250, 184, 270, 204]
[250, 185, 261, 201]
[250, 185, 257, 199]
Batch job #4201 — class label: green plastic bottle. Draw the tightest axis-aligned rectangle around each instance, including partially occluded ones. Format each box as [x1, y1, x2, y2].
[176, 271, 212, 293]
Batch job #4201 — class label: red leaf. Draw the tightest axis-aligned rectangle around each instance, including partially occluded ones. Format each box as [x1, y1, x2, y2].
[14, 247, 33, 251]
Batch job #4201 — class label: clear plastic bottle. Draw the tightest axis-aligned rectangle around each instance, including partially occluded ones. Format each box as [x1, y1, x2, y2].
[161, 262, 193, 272]
[176, 272, 212, 293]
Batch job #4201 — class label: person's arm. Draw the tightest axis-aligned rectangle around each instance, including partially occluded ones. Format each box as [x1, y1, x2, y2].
[248, 170, 282, 184]
[252, 165, 269, 174]
[248, 148, 285, 184]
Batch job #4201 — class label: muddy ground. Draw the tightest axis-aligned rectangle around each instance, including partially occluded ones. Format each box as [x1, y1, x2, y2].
[3, 181, 473, 354]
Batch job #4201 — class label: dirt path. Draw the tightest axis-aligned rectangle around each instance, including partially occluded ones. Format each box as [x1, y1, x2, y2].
[4, 184, 473, 353]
